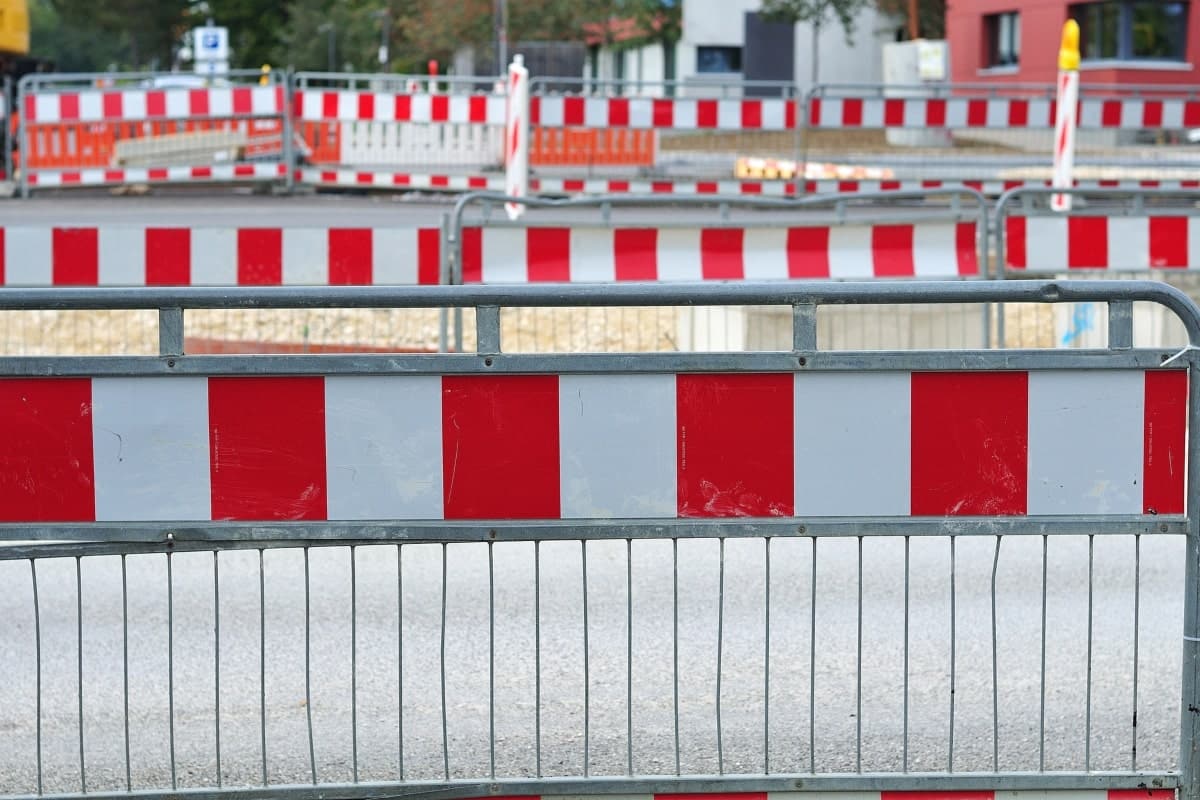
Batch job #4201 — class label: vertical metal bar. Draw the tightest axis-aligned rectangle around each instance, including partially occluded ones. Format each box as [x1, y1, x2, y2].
[214, 551, 222, 788]
[903, 535, 910, 773]
[158, 307, 185, 356]
[477, 305, 501, 354]
[122, 555, 131, 793]
[351, 546, 359, 784]
[1133, 534, 1141, 772]
[793, 303, 817, 351]
[672, 538, 681, 777]
[168, 552, 177, 791]
[259, 549, 267, 786]
[397, 545, 404, 781]
[809, 537, 817, 774]
[856, 536, 863, 773]
[764, 537, 771, 775]
[440, 543, 449, 780]
[626, 538, 633, 777]
[535, 540, 542, 778]
[489, 541, 496, 780]
[1181, 351, 1200, 800]
[1040, 534, 1048, 772]
[991, 535, 1002, 773]
[716, 537, 726, 775]
[948, 536, 956, 773]
[1086, 534, 1095, 771]
[304, 548, 316, 784]
[1109, 300, 1134, 350]
[31, 559, 42, 796]
[582, 540, 590, 778]
[76, 556, 86, 793]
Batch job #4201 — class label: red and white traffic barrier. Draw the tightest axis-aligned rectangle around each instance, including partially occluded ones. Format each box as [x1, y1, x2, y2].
[1004, 215, 1200, 271]
[505, 54, 530, 220]
[23, 86, 285, 122]
[0, 369, 1183, 522]
[532, 95, 797, 130]
[809, 95, 1200, 130]
[460, 223, 979, 283]
[27, 163, 288, 188]
[293, 89, 506, 124]
[0, 226, 441, 286]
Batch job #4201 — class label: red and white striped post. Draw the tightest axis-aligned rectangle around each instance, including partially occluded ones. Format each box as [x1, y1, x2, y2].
[1051, 20, 1081, 212]
[504, 54, 530, 221]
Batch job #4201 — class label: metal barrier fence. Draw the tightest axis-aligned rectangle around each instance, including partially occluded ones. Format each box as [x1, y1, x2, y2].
[0, 280, 1195, 800]
[17, 69, 292, 196]
[446, 190, 990, 353]
[993, 187, 1200, 348]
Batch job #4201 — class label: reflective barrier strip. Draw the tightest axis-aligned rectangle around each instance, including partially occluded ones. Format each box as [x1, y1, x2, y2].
[23, 86, 286, 122]
[531, 95, 798, 130]
[0, 369, 1184, 523]
[460, 223, 979, 282]
[27, 163, 288, 187]
[0, 226, 441, 286]
[809, 96, 1200, 129]
[294, 89, 507, 123]
[1005, 215, 1200, 271]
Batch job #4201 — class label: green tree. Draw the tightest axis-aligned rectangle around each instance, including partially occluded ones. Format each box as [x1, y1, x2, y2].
[48, 0, 190, 69]
[876, 0, 945, 39]
[760, 0, 871, 84]
[277, 0, 393, 73]
[29, 0, 129, 72]
[200, 0, 290, 69]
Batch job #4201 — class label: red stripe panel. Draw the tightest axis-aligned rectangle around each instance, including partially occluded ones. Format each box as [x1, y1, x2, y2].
[1068, 217, 1108, 268]
[966, 99, 988, 126]
[787, 227, 831, 277]
[1149, 217, 1188, 268]
[394, 94, 412, 121]
[329, 228, 372, 284]
[461, 227, 482, 283]
[701, 228, 744, 279]
[0, 378, 95, 522]
[1143, 370, 1188, 516]
[614, 228, 658, 280]
[59, 93, 80, 121]
[146, 90, 166, 118]
[872, 225, 916, 277]
[563, 97, 585, 125]
[53, 228, 98, 285]
[1109, 791, 1176, 800]
[785, 99, 797, 129]
[884, 98, 905, 126]
[1005, 216, 1027, 269]
[430, 95, 449, 122]
[418, 228, 441, 285]
[237, 228, 283, 285]
[696, 99, 718, 128]
[209, 377, 327, 521]
[469, 95, 488, 123]
[609, 98, 629, 126]
[528, 96, 540, 125]
[23, 93, 35, 122]
[145, 228, 191, 285]
[1143, 101, 1164, 127]
[925, 98, 946, 127]
[911, 372, 1028, 516]
[1008, 99, 1028, 126]
[957, 223, 979, 276]
[1102, 100, 1122, 127]
[1186, 102, 1200, 128]
[808, 98, 822, 126]
[357, 92, 374, 120]
[677, 373, 794, 518]
[653, 99, 673, 127]
[527, 228, 571, 282]
[103, 92, 123, 119]
[441, 375, 560, 519]
[742, 99, 762, 128]
[841, 98, 863, 126]
[232, 87, 252, 115]
[189, 89, 209, 116]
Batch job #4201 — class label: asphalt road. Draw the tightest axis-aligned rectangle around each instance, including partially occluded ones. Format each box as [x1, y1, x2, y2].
[0, 533, 1186, 795]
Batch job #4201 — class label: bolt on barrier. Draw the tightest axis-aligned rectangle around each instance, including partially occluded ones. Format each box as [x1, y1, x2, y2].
[17, 69, 293, 197]
[446, 189, 990, 353]
[993, 186, 1200, 349]
[0, 280, 1196, 800]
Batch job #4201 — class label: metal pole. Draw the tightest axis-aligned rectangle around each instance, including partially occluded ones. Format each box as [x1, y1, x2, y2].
[494, 0, 508, 74]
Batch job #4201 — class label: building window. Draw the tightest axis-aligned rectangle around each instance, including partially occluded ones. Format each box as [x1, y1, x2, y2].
[1069, 1, 1188, 61]
[983, 11, 1021, 67]
[696, 45, 743, 73]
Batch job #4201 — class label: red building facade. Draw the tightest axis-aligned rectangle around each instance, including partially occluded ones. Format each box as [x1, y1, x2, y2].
[947, 0, 1200, 86]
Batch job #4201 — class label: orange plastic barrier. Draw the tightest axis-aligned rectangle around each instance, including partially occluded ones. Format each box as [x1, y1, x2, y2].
[296, 121, 340, 164]
[529, 127, 655, 167]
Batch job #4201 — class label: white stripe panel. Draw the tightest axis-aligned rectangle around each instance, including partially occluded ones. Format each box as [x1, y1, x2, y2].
[569, 228, 615, 282]
[449, 94, 470, 123]
[538, 96, 564, 127]
[912, 223, 961, 277]
[1189, 218, 1200, 269]
[859, 98, 884, 128]
[827, 225, 876, 278]
[92, 377, 211, 522]
[795, 372, 910, 516]
[78, 92, 103, 121]
[372, 92, 393, 122]
[812, 97, 838, 128]
[410, 93, 432, 123]
[4, 228, 52, 285]
[559, 374, 676, 519]
[1107, 217, 1151, 269]
[80, 169, 106, 185]
[1023, 216, 1069, 271]
[373, 228, 420, 284]
[209, 89, 233, 117]
[1028, 98, 1053, 126]
[584, 98, 609, 128]
[761, 99, 786, 129]
[335, 91, 357, 121]
[486, 94, 507, 125]
[627, 98, 653, 128]
[122, 91, 147, 120]
[190, 228, 239, 285]
[301, 90, 322, 121]
[986, 98, 1008, 127]
[251, 86, 279, 115]
[742, 228, 790, 280]
[164, 89, 189, 118]
[1122, 99, 1145, 128]
[904, 98, 926, 127]
[1162, 100, 1185, 129]
[717, 99, 741, 129]
[325, 376, 444, 520]
[1079, 100, 1103, 129]
[944, 98, 969, 128]
[656, 228, 703, 281]
[1027, 370, 1144, 515]
[98, 227, 146, 286]
[282, 228, 329, 284]
[673, 99, 697, 130]
[34, 94, 60, 123]
[481, 228, 528, 283]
